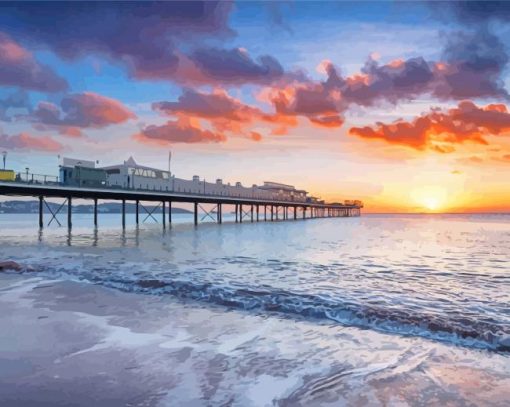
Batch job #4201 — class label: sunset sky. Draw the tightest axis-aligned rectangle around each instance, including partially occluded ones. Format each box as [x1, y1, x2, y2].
[0, 1, 509, 213]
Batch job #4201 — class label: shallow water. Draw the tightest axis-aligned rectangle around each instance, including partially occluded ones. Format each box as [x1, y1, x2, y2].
[1, 213, 509, 352]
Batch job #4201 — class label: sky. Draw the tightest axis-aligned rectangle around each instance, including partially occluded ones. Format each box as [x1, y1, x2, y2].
[0, 0, 509, 213]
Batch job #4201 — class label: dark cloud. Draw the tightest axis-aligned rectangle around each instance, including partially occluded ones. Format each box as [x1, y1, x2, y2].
[0, 90, 31, 122]
[349, 101, 510, 150]
[437, 1, 510, 23]
[436, 29, 509, 99]
[0, 33, 68, 92]
[189, 48, 284, 84]
[0, 1, 234, 80]
[0, 130, 62, 151]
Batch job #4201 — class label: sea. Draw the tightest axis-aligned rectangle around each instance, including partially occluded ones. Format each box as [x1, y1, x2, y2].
[0, 212, 509, 405]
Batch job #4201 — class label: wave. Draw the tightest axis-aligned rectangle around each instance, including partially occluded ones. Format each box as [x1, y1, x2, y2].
[77, 274, 510, 353]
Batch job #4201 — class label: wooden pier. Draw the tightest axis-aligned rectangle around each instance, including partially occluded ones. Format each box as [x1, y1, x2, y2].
[0, 181, 361, 229]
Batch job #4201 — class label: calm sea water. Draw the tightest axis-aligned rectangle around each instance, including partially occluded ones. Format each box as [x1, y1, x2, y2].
[0, 212, 509, 352]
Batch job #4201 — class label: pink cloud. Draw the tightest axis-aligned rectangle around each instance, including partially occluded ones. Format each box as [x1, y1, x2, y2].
[134, 117, 226, 145]
[0, 33, 68, 92]
[0, 131, 63, 152]
[29, 92, 135, 135]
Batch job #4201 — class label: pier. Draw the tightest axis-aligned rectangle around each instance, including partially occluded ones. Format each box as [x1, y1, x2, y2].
[0, 181, 361, 229]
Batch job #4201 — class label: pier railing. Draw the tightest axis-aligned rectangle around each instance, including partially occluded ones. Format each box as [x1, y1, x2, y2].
[9, 171, 326, 204]
[0, 172, 362, 229]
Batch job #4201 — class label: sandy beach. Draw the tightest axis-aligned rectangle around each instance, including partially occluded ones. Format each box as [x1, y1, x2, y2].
[1, 273, 509, 407]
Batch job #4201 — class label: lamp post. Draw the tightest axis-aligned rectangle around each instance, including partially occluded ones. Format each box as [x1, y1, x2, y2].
[25, 167, 29, 183]
[1, 151, 6, 170]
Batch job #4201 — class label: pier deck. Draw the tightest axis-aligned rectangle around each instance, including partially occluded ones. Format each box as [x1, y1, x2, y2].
[0, 181, 361, 228]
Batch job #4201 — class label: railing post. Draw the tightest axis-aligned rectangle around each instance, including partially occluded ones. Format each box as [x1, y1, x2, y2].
[39, 196, 43, 228]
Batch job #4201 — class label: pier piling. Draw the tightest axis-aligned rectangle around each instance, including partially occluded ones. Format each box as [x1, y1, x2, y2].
[122, 199, 126, 229]
[67, 197, 72, 229]
[94, 198, 98, 227]
[38, 196, 43, 228]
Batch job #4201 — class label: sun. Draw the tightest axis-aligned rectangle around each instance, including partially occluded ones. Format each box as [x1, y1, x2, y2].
[411, 186, 448, 212]
[423, 197, 440, 211]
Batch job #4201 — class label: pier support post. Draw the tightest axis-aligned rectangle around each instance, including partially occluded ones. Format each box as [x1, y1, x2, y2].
[194, 202, 198, 226]
[251, 205, 254, 222]
[235, 204, 238, 223]
[38, 196, 43, 228]
[135, 200, 139, 225]
[240, 204, 243, 223]
[256, 205, 259, 222]
[67, 197, 72, 229]
[122, 199, 126, 229]
[303, 206, 306, 219]
[271, 205, 274, 221]
[162, 201, 166, 229]
[168, 201, 172, 224]
[217, 203, 222, 224]
[294, 206, 297, 220]
[94, 198, 98, 227]
[264, 205, 267, 221]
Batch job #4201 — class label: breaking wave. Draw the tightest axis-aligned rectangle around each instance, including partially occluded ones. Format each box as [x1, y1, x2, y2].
[74, 273, 510, 353]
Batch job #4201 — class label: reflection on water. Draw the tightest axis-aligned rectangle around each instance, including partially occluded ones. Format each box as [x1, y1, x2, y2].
[1, 213, 510, 351]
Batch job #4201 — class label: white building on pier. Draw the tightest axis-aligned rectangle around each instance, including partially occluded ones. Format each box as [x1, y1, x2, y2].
[64, 156, 315, 203]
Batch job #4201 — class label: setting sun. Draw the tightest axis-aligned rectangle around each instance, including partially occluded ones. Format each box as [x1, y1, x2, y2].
[411, 186, 447, 212]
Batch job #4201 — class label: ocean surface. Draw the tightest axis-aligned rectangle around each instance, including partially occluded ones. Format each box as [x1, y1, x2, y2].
[0, 212, 509, 405]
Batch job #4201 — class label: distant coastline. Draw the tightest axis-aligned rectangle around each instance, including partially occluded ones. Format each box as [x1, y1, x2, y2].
[0, 200, 192, 214]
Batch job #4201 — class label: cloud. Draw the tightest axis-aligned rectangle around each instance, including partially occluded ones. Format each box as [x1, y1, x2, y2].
[188, 48, 284, 85]
[349, 101, 510, 150]
[29, 92, 135, 135]
[437, 1, 510, 23]
[0, 131, 62, 152]
[0, 33, 68, 92]
[436, 29, 509, 99]
[150, 88, 297, 140]
[0, 90, 31, 121]
[0, 2, 235, 82]
[134, 116, 226, 145]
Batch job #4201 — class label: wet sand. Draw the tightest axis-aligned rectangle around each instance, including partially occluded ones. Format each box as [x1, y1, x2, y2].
[0, 274, 509, 406]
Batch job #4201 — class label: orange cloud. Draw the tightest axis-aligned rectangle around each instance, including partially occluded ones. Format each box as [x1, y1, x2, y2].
[349, 101, 510, 151]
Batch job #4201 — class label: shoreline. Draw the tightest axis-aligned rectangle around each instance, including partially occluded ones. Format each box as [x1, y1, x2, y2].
[1, 274, 509, 406]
